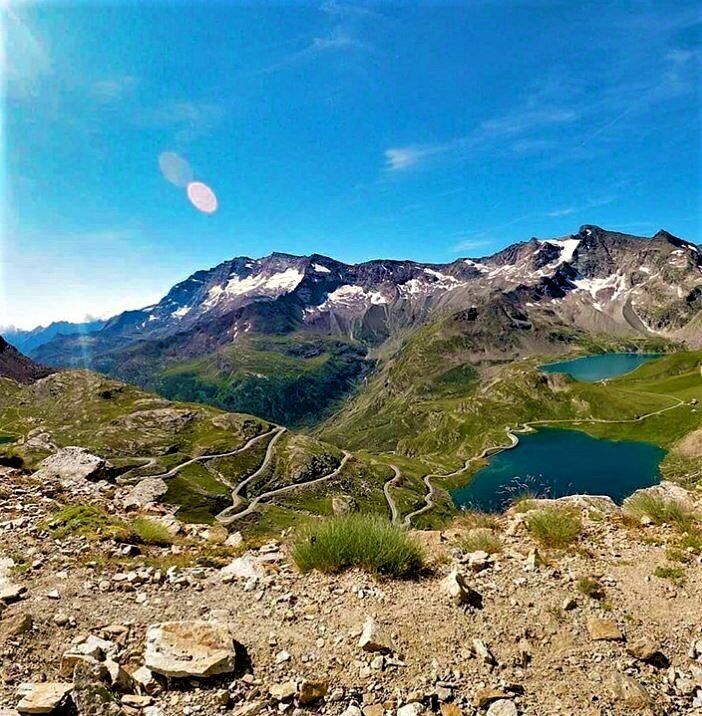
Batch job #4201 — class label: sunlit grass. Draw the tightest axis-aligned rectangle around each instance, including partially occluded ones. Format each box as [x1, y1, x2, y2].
[290, 514, 424, 577]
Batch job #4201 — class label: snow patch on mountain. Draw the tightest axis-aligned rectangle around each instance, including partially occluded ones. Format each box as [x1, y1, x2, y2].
[171, 306, 192, 319]
[572, 272, 627, 302]
[200, 268, 306, 308]
[305, 284, 388, 318]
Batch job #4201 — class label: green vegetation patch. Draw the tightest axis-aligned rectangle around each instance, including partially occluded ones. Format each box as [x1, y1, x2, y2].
[525, 508, 582, 549]
[158, 334, 371, 427]
[45, 504, 132, 541]
[459, 528, 502, 554]
[131, 517, 174, 546]
[290, 514, 424, 577]
[624, 494, 699, 532]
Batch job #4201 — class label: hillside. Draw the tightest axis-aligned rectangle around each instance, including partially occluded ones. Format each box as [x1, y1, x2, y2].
[31, 226, 702, 426]
[0, 370, 393, 529]
[0, 336, 50, 384]
[0, 465, 701, 715]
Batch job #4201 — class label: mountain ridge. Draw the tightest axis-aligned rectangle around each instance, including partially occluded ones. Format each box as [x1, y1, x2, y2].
[29, 225, 702, 425]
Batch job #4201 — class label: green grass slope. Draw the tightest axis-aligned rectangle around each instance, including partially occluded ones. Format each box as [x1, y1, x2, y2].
[156, 334, 371, 428]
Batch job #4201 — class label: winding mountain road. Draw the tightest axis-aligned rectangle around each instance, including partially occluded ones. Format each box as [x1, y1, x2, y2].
[215, 427, 287, 520]
[118, 426, 282, 485]
[216, 450, 352, 525]
[382, 465, 402, 523]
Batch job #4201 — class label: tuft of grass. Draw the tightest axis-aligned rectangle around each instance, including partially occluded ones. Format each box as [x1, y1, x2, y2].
[678, 530, 702, 554]
[45, 505, 132, 541]
[653, 565, 686, 585]
[624, 494, 698, 532]
[131, 518, 174, 547]
[290, 514, 424, 578]
[525, 508, 582, 549]
[509, 492, 539, 514]
[576, 577, 605, 600]
[459, 529, 502, 554]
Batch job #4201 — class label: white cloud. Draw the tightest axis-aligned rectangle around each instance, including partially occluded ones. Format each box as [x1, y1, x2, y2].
[384, 146, 443, 172]
[91, 75, 138, 102]
[135, 100, 224, 144]
[1, 7, 50, 99]
[546, 207, 577, 218]
[384, 103, 578, 172]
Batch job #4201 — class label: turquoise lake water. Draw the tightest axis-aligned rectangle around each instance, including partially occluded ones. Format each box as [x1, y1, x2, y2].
[452, 428, 664, 512]
[540, 353, 660, 382]
[0, 436, 12, 445]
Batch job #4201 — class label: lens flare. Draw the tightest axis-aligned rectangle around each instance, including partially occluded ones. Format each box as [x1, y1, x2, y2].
[186, 181, 218, 214]
[158, 151, 193, 188]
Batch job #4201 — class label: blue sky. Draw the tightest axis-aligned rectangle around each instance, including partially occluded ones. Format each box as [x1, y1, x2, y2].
[2, 0, 700, 329]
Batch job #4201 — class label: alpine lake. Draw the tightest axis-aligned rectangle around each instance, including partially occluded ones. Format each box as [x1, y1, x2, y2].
[453, 354, 665, 512]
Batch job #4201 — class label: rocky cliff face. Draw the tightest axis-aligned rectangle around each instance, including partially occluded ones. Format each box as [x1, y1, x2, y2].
[0, 336, 50, 384]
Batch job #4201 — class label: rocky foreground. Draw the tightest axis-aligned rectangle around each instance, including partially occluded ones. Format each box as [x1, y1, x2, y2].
[0, 452, 701, 716]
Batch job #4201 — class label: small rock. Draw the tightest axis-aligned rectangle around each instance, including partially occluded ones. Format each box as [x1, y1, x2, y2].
[443, 570, 483, 609]
[298, 679, 328, 705]
[586, 617, 623, 642]
[224, 532, 244, 548]
[129, 666, 161, 695]
[440, 706, 462, 716]
[270, 681, 297, 701]
[144, 621, 242, 678]
[123, 477, 168, 510]
[627, 637, 667, 666]
[473, 688, 509, 708]
[473, 638, 497, 665]
[397, 704, 425, 716]
[16, 683, 73, 714]
[486, 700, 518, 716]
[523, 548, 543, 571]
[358, 617, 391, 654]
[220, 556, 266, 582]
[0, 613, 33, 640]
[607, 672, 651, 709]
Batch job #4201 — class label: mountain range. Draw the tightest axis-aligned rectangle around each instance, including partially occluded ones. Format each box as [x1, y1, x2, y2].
[19, 225, 702, 426]
[2, 319, 106, 354]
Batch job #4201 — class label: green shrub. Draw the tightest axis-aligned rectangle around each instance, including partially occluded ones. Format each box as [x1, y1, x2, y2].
[131, 518, 174, 547]
[576, 576, 605, 600]
[679, 530, 702, 554]
[526, 508, 582, 549]
[459, 529, 502, 554]
[45, 504, 131, 541]
[290, 514, 424, 577]
[653, 565, 685, 585]
[624, 494, 698, 532]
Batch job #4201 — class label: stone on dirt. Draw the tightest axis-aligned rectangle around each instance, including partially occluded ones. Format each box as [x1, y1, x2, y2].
[586, 617, 623, 642]
[33, 447, 114, 484]
[123, 477, 168, 510]
[443, 569, 483, 608]
[16, 683, 73, 714]
[144, 621, 242, 678]
[358, 617, 392, 654]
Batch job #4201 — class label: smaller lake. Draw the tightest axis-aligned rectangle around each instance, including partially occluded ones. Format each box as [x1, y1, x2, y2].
[0, 436, 13, 445]
[540, 353, 660, 382]
[452, 428, 664, 513]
